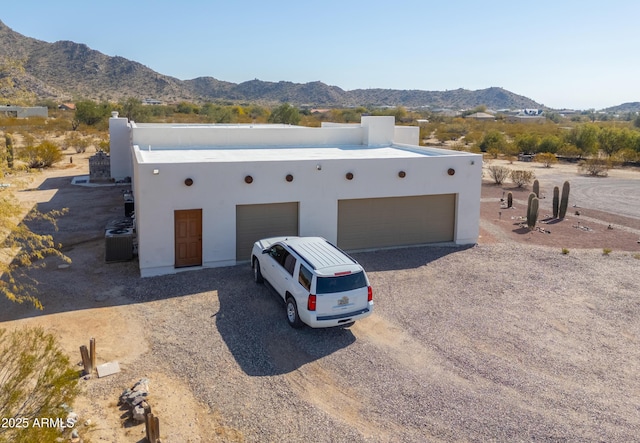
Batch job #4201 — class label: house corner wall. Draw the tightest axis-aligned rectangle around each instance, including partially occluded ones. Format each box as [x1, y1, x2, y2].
[361, 116, 395, 146]
[109, 115, 132, 180]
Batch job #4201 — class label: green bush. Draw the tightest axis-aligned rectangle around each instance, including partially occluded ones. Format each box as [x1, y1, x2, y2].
[0, 327, 78, 443]
[20, 141, 63, 168]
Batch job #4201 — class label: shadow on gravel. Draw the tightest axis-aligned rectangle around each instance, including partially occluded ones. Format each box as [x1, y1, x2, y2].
[214, 268, 357, 376]
[351, 244, 474, 272]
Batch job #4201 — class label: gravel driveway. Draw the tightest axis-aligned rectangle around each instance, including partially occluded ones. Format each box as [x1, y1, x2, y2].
[81, 243, 639, 442]
[3, 169, 640, 442]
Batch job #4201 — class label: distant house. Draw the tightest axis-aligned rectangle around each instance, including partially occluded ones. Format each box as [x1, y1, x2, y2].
[506, 109, 546, 123]
[143, 98, 162, 105]
[2, 105, 48, 118]
[58, 103, 76, 111]
[465, 112, 495, 121]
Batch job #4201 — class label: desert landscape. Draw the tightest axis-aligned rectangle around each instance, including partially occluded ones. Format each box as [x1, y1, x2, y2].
[1, 153, 639, 442]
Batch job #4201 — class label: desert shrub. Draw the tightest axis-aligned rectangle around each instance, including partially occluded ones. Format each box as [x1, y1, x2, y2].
[562, 248, 570, 255]
[578, 157, 611, 176]
[486, 165, 510, 184]
[74, 137, 90, 154]
[510, 170, 535, 187]
[535, 152, 558, 168]
[602, 248, 612, 256]
[0, 327, 79, 443]
[487, 148, 500, 159]
[20, 141, 63, 168]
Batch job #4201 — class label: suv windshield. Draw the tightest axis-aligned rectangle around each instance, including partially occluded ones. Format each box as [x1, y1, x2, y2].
[316, 271, 367, 294]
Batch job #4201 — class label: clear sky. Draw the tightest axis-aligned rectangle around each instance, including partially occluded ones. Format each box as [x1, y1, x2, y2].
[2, 0, 638, 110]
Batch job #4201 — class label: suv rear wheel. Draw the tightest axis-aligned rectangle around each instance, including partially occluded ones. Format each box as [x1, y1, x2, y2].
[286, 297, 303, 329]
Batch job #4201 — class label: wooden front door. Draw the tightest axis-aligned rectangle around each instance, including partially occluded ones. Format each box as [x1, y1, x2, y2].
[174, 209, 202, 268]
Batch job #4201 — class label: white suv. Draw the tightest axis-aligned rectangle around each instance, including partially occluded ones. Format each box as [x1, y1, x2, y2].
[251, 236, 373, 328]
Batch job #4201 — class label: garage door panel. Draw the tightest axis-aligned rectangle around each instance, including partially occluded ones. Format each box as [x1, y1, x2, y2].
[236, 202, 299, 260]
[338, 195, 455, 250]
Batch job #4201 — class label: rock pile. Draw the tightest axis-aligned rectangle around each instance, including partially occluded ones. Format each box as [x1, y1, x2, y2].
[118, 378, 150, 422]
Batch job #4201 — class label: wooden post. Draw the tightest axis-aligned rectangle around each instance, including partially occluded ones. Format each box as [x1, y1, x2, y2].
[89, 338, 96, 374]
[79, 345, 91, 375]
[145, 406, 160, 443]
[153, 415, 160, 442]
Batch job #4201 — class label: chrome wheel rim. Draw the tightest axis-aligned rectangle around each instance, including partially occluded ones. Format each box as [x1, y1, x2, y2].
[287, 301, 296, 323]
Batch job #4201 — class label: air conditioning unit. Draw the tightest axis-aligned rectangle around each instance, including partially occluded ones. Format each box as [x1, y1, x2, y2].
[105, 228, 134, 262]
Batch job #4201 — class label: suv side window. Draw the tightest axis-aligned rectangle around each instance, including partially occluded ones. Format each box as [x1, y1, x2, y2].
[269, 245, 286, 264]
[283, 253, 296, 276]
[298, 264, 312, 291]
[270, 245, 296, 276]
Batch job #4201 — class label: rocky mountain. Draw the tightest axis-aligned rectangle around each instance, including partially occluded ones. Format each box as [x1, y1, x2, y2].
[602, 102, 640, 113]
[1, 19, 542, 109]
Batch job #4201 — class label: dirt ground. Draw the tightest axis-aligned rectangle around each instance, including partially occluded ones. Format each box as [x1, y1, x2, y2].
[1, 153, 639, 442]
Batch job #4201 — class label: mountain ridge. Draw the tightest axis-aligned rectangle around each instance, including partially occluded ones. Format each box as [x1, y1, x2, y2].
[1, 19, 544, 109]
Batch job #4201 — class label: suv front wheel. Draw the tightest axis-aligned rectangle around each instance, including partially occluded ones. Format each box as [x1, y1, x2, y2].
[286, 297, 304, 329]
[253, 257, 264, 284]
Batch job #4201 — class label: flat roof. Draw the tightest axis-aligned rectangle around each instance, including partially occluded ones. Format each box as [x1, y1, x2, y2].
[134, 144, 457, 164]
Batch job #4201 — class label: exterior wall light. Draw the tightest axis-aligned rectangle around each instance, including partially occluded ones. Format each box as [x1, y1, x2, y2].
[316, 164, 322, 171]
[244, 175, 253, 184]
[346, 172, 354, 180]
[152, 169, 159, 175]
[398, 170, 406, 178]
[286, 174, 294, 182]
[184, 178, 194, 186]
[448, 168, 456, 176]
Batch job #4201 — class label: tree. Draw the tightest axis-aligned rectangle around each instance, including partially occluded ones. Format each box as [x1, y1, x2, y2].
[0, 327, 78, 443]
[120, 97, 150, 123]
[74, 100, 111, 127]
[0, 189, 70, 308]
[200, 103, 232, 123]
[566, 124, 599, 157]
[268, 103, 301, 125]
[479, 130, 507, 153]
[515, 133, 540, 154]
[538, 135, 562, 154]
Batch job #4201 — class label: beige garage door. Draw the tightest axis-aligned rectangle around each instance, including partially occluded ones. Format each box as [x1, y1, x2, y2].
[337, 194, 456, 250]
[236, 202, 299, 260]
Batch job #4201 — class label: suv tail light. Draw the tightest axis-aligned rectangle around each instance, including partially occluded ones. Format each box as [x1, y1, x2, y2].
[367, 286, 373, 302]
[307, 294, 317, 311]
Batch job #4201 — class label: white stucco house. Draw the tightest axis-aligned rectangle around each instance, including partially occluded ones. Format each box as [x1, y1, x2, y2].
[109, 114, 482, 277]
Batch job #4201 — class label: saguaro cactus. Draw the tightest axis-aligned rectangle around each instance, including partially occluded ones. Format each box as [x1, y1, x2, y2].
[507, 192, 513, 208]
[558, 181, 570, 219]
[533, 179, 540, 198]
[527, 192, 536, 210]
[5, 133, 14, 169]
[527, 197, 539, 229]
[552, 186, 560, 218]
